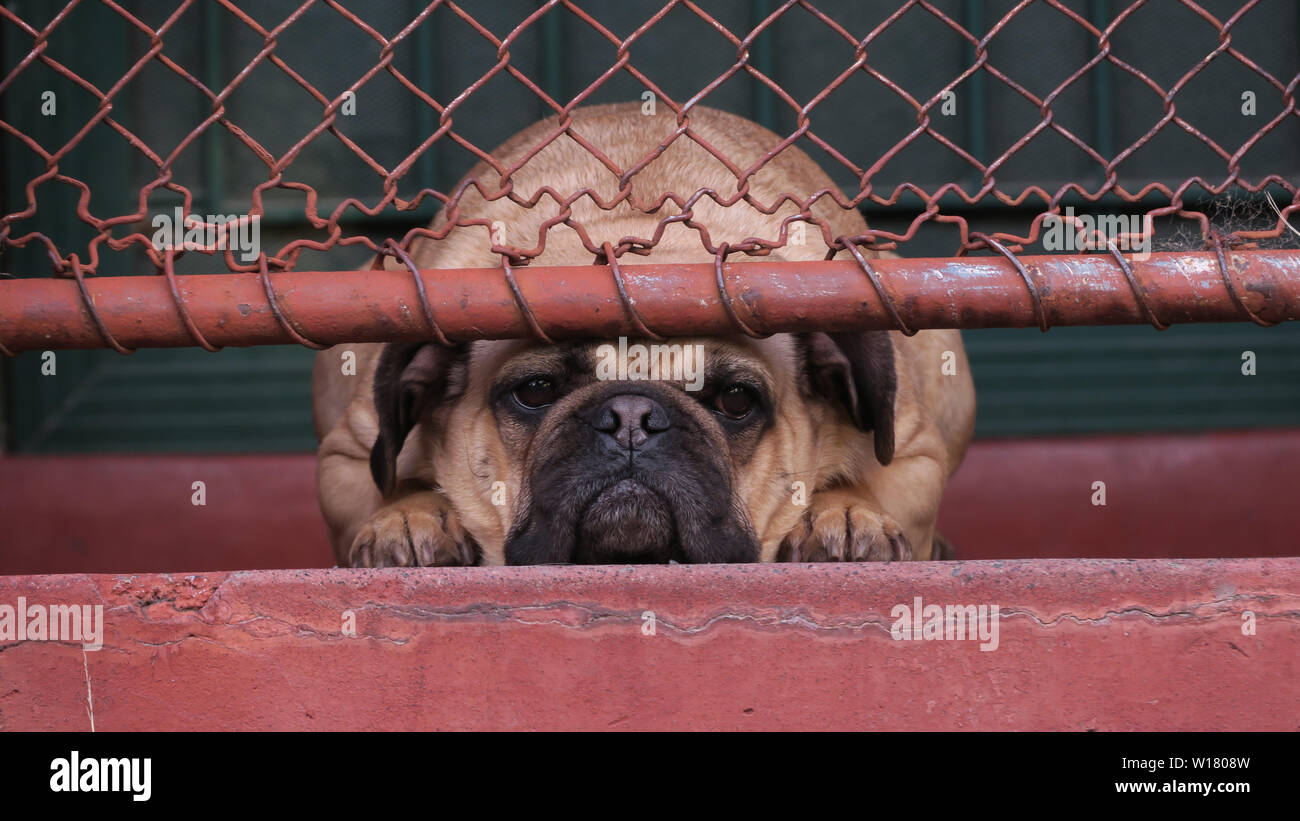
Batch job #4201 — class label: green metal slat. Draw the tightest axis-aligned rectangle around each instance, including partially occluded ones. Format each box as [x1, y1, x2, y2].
[224, 201, 439, 226]
[857, 183, 1297, 216]
[979, 386, 1300, 403]
[414, 0, 439, 192]
[6, 1, 133, 452]
[203, 0, 227, 215]
[540, 0, 565, 109]
[750, 0, 774, 130]
[54, 411, 314, 429]
[964, 0, 987, 171]
[1088, 0, 1114, 167]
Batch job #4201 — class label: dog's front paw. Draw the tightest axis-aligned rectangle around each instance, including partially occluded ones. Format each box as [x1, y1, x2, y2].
[778, 490, 912, 562]
[348, 492, 477, 568]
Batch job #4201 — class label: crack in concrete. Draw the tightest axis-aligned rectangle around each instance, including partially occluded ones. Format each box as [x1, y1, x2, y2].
[16, 581, 1294, 649]
[81, 648, 94, 733]
[1001, 595, 1300, 628]
[343, 600, 900, 635]
[0, 639, 127, 655]
[131, 634, 234, 650]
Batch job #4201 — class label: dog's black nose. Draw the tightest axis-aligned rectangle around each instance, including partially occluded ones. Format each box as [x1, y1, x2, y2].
[593, 393, 670, 449]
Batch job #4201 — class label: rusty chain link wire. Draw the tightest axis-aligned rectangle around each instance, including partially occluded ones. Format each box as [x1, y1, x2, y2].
[0, 0, 1297, 351]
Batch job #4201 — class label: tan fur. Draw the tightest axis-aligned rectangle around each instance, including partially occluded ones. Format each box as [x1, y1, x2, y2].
[314, 103, 975, 565]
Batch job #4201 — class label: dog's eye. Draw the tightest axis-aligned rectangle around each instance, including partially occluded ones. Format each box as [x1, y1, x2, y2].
[713, 385, 757, 420]
[512, 377, 560, 410]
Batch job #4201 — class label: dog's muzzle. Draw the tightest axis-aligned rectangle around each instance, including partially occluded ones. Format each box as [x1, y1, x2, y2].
[504, 383, 759, 565]
[575, 392, 677, 562]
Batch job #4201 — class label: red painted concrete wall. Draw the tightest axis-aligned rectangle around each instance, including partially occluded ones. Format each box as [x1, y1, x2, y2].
[0, 454, 334, 575]
[1, 429, 1297, 575]
[1, 560, 1295, 730]
[938, 429, 1300, 560]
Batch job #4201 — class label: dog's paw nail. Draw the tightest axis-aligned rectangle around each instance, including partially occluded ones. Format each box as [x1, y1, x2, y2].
[347, 497, 475, 568]
[781, 497, 911, 564]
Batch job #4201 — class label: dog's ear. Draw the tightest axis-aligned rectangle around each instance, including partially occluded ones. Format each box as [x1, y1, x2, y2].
[802, 331, 897, 465]
[370, 341, 469, 496]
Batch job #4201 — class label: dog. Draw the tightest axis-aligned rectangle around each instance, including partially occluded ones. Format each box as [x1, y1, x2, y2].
[313, 103, 975, 566]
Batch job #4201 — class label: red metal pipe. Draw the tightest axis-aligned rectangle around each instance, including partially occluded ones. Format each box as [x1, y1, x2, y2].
[1, 250, 1297, 352]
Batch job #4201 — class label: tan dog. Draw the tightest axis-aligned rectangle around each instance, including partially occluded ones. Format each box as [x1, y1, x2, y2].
[314, 103, 975, 566]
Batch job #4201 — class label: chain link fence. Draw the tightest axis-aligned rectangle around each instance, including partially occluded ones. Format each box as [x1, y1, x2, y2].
[0, 0, 1297, 355]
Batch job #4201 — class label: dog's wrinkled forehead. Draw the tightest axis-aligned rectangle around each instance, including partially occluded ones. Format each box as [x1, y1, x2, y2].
[464, 335, 802, 393]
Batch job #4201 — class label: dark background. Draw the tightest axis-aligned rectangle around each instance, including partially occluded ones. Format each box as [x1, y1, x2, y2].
[2, 0, 1298, 452]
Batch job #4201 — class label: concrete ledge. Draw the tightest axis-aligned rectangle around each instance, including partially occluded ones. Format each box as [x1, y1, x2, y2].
[1, 559, 1296, 730]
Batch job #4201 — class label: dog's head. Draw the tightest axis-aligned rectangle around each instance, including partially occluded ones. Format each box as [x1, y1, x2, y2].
[369, 332, 895, 565]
